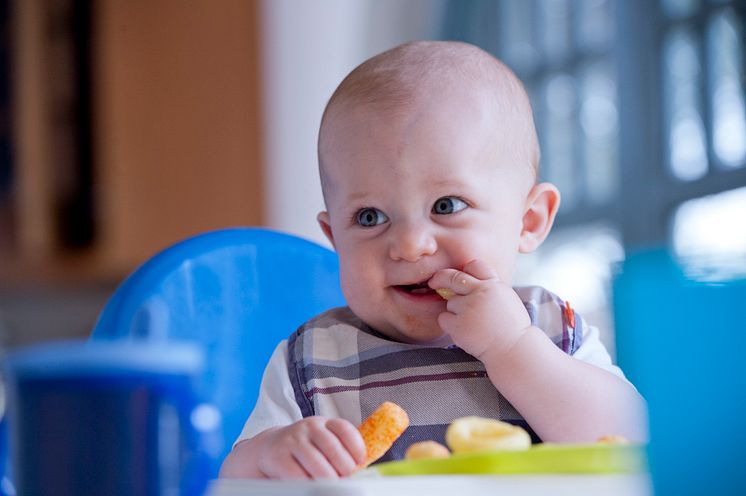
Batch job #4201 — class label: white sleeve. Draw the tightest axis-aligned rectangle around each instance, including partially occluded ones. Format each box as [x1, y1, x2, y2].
[234, 340, 303, 446]
[572, 324, 628, 381]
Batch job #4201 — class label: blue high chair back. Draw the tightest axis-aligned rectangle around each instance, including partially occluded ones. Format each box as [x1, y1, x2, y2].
[90, 227, 346, 462]
[613, 249, 746, 495]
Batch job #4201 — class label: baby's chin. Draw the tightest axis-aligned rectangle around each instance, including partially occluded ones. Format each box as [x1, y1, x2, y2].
[412, 333, 455, 348]
[351, 305, 452, 345]
[374, 322, 454, 347]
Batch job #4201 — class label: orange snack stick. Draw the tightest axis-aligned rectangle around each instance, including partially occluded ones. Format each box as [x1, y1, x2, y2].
[357, 401, 409, 467]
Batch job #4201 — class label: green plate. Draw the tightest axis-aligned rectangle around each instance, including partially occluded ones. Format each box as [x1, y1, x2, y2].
[374, 443, 648, 476]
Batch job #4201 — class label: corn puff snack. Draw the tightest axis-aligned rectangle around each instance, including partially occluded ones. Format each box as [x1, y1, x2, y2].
[436, 288, 455, 300]
[404, 440, 451, 460]
[357, 401, 409, 467]
[597, 434, 630, 445]
[445, 416, 531, 454]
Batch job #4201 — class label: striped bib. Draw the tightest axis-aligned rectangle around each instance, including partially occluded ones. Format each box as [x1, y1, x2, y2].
[287, 286, 584, 463]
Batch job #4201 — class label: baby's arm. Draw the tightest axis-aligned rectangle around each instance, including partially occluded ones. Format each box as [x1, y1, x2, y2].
[219, 417, 366, 479]
[480, 325, 647, 443]
[429, 260, 647, 443]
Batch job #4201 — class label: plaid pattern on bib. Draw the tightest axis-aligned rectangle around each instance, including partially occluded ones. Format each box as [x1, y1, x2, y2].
[287, 286, 584, 463]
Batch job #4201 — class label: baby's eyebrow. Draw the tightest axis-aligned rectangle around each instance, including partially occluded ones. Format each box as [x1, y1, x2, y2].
[430, 179, 467, 189]
[345, 191, 371, 202]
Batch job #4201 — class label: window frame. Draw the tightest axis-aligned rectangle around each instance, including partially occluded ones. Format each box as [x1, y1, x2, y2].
[443, 0, 746, 249]
[617, 0, 746, 248]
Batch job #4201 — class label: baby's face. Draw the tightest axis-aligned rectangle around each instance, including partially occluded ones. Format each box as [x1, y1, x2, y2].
[318, 87, 535, 343]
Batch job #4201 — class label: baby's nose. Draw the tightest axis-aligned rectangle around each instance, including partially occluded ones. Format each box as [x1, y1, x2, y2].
[388, 222, 437, 262]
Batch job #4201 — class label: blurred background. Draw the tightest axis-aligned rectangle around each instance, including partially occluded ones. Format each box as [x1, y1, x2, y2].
[0, 0, 744, 354]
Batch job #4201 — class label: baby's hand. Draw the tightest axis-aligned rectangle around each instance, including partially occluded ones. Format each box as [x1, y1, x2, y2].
[428, 259, 531, 359]
[253, 417, 366, 479]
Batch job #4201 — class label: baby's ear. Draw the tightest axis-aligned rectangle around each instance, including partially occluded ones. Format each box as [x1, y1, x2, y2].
[317, 211, 336, 248]
[519, 183, 561, 253]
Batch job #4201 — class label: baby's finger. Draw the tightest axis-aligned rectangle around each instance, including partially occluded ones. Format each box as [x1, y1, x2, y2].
[309, 422, 359, 476]
[461, 259, 499, 281]
[263, 453, 311, 480]
[326, 418, 367, 467]
[437, 310, 459, 332]
[428, 268, 478, 297]
[292, 444, 339, 480]
[440, 293, 469, 314]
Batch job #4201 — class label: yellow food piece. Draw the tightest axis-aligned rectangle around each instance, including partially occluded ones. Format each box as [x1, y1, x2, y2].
[445, 416, 531, 454]
[597, 434, 630, 445]
[357, 401, 410, 467]
[436, 288, 455, 300]
[404, 441, 451, 460]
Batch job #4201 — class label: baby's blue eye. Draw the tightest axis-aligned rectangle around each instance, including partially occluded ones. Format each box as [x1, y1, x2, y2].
[432, 197, 467, 215]
[356, 208, 389, 227]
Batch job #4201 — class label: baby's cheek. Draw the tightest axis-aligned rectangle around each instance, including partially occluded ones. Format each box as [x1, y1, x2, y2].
[445, 250, 488, 275]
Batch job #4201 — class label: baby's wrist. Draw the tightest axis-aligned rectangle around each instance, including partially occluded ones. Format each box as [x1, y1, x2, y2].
[477, 324, 536, 363]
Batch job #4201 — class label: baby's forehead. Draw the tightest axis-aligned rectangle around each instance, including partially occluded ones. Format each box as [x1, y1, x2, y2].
[321, 43, 531, 146]
[332, 53, 507, 114]
[321, 70, 508, 155]
[319, 42, 539, 201]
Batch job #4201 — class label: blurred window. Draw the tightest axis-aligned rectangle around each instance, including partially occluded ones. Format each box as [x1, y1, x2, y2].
[492, 0, 621, 226]
[673, 186, 746, 281]
[443, 0, 745, 243]
[543, 72, 580, 209]
[540, 0, 572, 61]
[708, 9, 746, 169]
[579, 60, 619, 205]
[661, 0, 699, 18]
[657, 0, 746, 280]
[664, 27, 708, 181]
[662, 4, 746, 179]
[442, 0, 746, 347]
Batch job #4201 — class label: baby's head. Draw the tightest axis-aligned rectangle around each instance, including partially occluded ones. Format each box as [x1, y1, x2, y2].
[317, 41, 560, 344]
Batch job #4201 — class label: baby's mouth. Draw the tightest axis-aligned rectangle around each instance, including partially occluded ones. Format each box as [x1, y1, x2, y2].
[394, 281, 436, 296]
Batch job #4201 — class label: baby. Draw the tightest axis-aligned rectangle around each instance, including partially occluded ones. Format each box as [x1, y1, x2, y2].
[220, 40, 647, 480]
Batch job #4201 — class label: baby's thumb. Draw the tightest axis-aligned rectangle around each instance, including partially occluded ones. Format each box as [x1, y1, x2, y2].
[461, 259, 499, 281]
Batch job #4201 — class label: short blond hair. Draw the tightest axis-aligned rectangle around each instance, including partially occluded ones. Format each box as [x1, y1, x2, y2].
[318, 41, 540, 199]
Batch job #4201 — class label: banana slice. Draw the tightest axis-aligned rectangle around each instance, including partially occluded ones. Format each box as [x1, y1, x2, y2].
[404, 441, 451, 460]
[445, 416, 531, 454]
